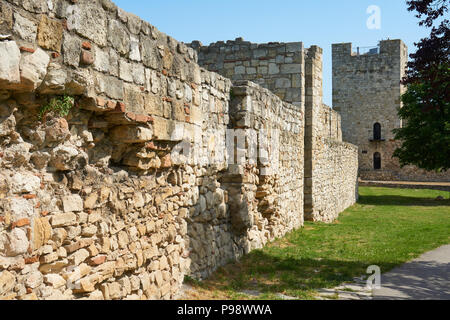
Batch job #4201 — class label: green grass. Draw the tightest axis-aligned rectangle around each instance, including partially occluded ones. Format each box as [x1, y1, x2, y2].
[185, 187, 450, 300]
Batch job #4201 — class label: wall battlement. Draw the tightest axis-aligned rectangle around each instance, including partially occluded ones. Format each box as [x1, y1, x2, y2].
[189, 38, 307, 108]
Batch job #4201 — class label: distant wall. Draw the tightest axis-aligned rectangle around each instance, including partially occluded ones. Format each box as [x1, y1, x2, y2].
[189, 39, 305, 108]
[191, 40, 359, 223]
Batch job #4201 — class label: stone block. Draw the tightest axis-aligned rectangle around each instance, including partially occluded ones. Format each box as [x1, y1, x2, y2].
[37, 15, 63, 52]
[109, 126, 153, 143]
[66, 3, 107, 47]
[152, 117, 184, 142]
[108, 20, 130, 55]
[0, 3, 13, 34]
[63, 32, 81, 68]
[4, 228, 29, 257]
[93, 46, 110, 73]
[13, 13, 37, 43]
[51, 212, 77, 227]
[44, 274, 66, 289]
[280, 64, 302, 74]
[0, 271, 15, 295]
[62, 195, 83, 212]
[0, 41, 21, 86]
[32, 217, 52, 250]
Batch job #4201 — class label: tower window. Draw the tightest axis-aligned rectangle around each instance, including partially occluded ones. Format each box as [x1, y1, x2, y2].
[374, 152, 382, 170]
[373, 123, 381, 140]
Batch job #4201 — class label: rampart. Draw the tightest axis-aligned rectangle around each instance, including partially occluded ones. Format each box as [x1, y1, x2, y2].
[191, 40, 359, 222]
[0, 0, 357, 300]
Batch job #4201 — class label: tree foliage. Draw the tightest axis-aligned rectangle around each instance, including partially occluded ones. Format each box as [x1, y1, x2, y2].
[393, 0, 450, 171]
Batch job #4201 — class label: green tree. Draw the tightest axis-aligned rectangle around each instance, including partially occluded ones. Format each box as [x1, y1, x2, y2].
[393, 0, 450, 171]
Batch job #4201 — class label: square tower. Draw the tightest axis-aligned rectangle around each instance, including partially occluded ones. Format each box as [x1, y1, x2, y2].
[332, 39, 408, 179]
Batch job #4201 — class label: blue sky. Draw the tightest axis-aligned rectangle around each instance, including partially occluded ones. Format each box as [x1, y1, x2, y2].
[114, 0, 431, 106]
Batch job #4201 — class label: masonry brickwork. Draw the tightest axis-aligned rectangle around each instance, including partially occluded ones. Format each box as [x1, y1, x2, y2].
[191, 40, 359, 222]
[190, 39, 305, 108]
[0, 0, 358, 300]
[332, 40, 450, 182]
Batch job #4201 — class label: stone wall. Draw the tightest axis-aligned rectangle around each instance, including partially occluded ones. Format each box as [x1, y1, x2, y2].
[304, 102, 358, 223]
[191, 40, 359, 223]
[303, 47, 358, 222]
[189, 39, 305, 108]
[0, 0, 307, 300]
[189, 80, 305, 279]
[332, 40, 450, 182]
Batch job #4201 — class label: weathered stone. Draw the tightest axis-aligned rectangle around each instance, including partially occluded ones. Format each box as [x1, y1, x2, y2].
[93, 46, 109, 73]
[20, 48, 50, 90]
[39, 260, 69, 274]
[108, 282, 122, 300]
[66, 3, 107, 47]
[32, 217, 52, 250]
[51, 212, 77, 227]
[0, 3, 13, 34]
[108, 20, 129, 55]
[25, 271, 43, 289]
[40, 252, 58, 264]
[62, 194, 83, 212]
[49, 144, 80, 171]
[37, 15, 63, 52]
[0, 41, 21, 86]
[9, 172, 40, 194]
[129, 35, 141, 61]
[4, 228, 29, 257]
[69, 248, 90, 265]
[63, 32, 81, 67]
[152, 117, 183, 142]
[44, 274, 66, 289]
[13, 13, 37, 43]
[95, 74, 123, 100]
[0, 271, 15, 295]
[64, 239, 94, 254]
[109, 126, 153, 143]
[40, 63, 67, 94]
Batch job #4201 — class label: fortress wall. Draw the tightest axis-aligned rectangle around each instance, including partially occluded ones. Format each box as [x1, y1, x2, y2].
[317, 104, 342, 142]
[193, 41, 359, 223]
[191, 80, 306, 279]
[309, 139, 359, 222]
[332, 40, 450, 182]
[0, 0, 306, 300]
[189, 39, 305, 108]
[304, 46, 358, 222]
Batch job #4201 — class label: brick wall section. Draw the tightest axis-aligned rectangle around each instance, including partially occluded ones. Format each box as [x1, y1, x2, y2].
[304, 47, 358, 222]
[189, 80, 305, 279]
[189, 39, 305, 108]
[191, 40, 359, 223]
[332, 40, 450, 182]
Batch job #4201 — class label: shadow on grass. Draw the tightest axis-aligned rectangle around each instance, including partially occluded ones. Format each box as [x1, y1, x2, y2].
[197, 250, 401, 298]
[358, 194, 450, 207]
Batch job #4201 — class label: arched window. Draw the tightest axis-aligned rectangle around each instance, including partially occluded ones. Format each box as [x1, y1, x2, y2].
[373, 123, 381, 140]
[374, 152, 381, 170]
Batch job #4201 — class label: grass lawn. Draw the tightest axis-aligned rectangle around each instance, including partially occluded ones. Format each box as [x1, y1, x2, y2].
[182, 187, 450, 300]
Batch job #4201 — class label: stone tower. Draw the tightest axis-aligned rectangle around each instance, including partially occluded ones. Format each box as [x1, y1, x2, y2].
[332, 39, 409, 180]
